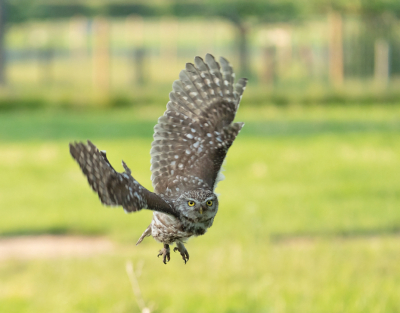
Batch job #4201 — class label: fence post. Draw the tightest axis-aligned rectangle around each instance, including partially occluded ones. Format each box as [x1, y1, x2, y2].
[328, 11, 343, 88]
[262, 46, 276, 86]
[159, 17, 178, 74]
[126, 15, 146, 86]
[0, 0, 6, 86]
[40, 47, 54, 86]
[374, 39, 389, 88]
[133, 48, 145, 85]
[92, 17, 110, 100]
[70, 16, 89, 88]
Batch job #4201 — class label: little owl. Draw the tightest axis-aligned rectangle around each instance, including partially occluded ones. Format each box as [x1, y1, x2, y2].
[69, 54, 247, 264]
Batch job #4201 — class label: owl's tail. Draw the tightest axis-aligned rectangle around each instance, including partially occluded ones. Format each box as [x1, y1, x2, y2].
[136, 224, 152, 245]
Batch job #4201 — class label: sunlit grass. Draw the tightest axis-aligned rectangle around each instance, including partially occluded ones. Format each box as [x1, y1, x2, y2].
[0, 104, 400, 312]
[1, 237, 400, 313]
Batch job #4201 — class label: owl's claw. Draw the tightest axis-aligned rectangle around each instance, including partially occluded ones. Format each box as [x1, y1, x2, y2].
[174, 242, 189, 264]
[157, 244, 170, 264]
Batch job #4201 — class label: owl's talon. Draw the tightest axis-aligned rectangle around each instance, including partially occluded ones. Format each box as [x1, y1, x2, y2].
[174, 242, 189, 264]
[157, 244, 170, 264]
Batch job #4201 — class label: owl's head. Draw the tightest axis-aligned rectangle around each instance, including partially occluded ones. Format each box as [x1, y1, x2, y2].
[177, 189, 218, 220]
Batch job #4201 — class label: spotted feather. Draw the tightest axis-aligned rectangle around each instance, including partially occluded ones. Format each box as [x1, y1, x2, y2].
[70, 54, 248, 264]
[151, 54, 246, 195]
[70, 141, 179, 217]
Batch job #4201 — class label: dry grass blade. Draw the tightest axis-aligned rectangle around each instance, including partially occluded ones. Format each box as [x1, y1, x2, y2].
[125, 260, 152, 313]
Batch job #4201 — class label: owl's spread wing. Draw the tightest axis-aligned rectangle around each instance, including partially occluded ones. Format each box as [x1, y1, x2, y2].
[70, 141, 179, 217]
[151, 54, 247, 195]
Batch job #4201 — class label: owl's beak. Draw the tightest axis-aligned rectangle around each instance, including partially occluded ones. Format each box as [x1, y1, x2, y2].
[199, 205, 207, 215]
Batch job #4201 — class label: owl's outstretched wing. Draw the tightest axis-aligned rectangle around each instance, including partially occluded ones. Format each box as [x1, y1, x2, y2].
[70, 141, 179, 217]
[151, 54, 247, 195]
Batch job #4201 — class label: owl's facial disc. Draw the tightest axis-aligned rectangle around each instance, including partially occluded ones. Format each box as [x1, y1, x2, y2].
[181, 191, 218, 217]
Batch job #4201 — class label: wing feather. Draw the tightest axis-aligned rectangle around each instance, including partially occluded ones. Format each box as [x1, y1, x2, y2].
[151, 54, 247, 195]
[70, 141, 179, 217]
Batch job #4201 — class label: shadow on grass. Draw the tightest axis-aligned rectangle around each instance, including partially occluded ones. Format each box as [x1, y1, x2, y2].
[0, 227, 104, 238]
[270, 225, 400, 243]
[244, 120, 400, 138]
[2, 225, 400, 242]
[1, 112, 400, 142]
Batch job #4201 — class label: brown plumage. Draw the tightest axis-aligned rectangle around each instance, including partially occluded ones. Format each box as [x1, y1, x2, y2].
[69, 54, 247, 264]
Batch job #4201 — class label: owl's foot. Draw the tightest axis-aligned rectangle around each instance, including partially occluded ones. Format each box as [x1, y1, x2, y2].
[174, 242, 189, 264]
[157, 244, 170, 264]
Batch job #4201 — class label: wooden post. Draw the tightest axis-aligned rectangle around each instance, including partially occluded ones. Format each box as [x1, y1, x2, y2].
[328, 11, 343, 88]
[262, 46, 276, 85]
[70, 16, 88, 59]
[126, 15, 146, 86]
[0, 0, 6, 86]
[92, 17, 110, 98]
[40, 47, 54, 86]
[69, 16, 89, 89]
[159, 17, 178, 71]
[31, 27, 50, 86]
[133, 48, 145, 85]
[236, 22, 250, 78]
[125, 15, 144, 47]
[374, 39, 389, 88]
[267, 27, 291, 84]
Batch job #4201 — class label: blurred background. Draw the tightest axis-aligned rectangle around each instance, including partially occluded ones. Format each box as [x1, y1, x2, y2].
[0, 0, 400, 106]
[0, 0, 400, 312]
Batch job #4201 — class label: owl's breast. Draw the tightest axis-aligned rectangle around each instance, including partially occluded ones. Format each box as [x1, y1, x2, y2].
[151, 212, 190, 244]
[179, 207, 217, 237]
[151, 208, 216, 244]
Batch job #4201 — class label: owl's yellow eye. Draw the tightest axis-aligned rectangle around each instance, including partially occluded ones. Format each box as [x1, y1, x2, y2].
[188, 201, 195, 207]
[206, 200, 213, 206]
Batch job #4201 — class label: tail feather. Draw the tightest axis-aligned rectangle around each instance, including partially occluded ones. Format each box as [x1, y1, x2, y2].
[136, 225, 152, 245]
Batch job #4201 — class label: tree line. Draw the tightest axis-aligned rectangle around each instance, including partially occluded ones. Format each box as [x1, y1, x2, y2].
[0, 0, 399, 85]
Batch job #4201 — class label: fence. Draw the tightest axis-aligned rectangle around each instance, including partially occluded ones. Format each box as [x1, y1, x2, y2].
[3, 14, 400, 102]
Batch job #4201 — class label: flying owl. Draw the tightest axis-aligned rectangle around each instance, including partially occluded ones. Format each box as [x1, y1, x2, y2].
[69, 54, 247, 264]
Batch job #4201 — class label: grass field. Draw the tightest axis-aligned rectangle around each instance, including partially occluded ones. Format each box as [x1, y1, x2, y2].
[1, 104, 400, 312]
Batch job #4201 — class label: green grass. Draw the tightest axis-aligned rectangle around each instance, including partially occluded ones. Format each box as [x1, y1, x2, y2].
[1, 237, 400, 313]
[1, 104, 400, 312]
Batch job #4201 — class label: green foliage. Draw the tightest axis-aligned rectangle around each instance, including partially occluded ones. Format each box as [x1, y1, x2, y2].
[102, 3, 161, 17]
[5, 0, 400, 24]
[2, 86, 400, 112]
[4, 0, 304, 23]
[203, 0, 303, 24]
[5, 1, 94, 23]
